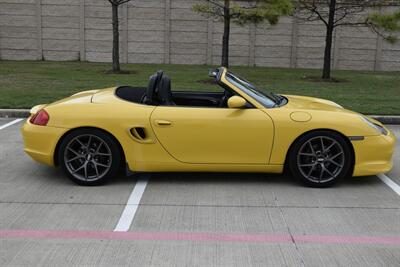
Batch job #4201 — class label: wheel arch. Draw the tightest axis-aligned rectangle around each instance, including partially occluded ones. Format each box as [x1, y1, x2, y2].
[53, 126, 126, 168]
[283, 128, 355, 176]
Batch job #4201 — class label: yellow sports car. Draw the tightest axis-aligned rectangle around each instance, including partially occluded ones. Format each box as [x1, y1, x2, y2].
[22, 67, 396, 187]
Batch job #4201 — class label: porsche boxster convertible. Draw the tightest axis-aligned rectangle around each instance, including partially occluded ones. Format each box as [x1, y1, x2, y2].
[22, 67, 395, 187]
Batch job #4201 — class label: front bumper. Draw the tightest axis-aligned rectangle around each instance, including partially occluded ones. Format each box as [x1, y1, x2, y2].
[352, 129, 396, 176]
[21, 120, 68, 166]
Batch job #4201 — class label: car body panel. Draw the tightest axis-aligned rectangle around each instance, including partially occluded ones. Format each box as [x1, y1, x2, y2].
[263, 106, 385, 165]
[22, 122, 68, 166]
[21, 67, 396, 178]
[150, 106, 274, 164]
[351, 133, 395, 176]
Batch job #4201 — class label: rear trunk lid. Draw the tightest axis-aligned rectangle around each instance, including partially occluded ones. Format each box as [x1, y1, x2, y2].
[90, 87, 119, 104]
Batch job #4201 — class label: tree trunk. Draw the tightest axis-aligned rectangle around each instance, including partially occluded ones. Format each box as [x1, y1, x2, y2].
[221, 0, 230, 67]
[322, 0, 336, 80]
[112, 3, 120, 72]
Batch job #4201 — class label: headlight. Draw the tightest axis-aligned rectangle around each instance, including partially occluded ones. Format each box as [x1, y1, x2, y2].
[361, 116, 388, 135]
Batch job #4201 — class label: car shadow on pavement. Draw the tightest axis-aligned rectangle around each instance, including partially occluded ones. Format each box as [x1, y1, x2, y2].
[339, 175, 383, 188]
[134, 172, 383, 189]
[137, 172, 293, 185]
[24, 163, 131, 187]
[30, 164, 384, 189]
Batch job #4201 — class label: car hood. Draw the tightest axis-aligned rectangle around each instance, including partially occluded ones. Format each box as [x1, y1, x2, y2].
[282, 94, 353, 113]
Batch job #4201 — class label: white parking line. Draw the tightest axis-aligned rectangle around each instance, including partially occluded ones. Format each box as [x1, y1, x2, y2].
[114, 175, 149, 232]
[378, 173, 400, 196]
[0, 118, 24, 130]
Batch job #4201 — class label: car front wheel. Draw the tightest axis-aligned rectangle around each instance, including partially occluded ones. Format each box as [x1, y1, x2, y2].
[289, 131, 352, 187]
[58, 129, 121, 186]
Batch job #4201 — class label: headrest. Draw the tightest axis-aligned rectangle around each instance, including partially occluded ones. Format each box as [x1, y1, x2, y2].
[142, 70, 164, 105]
[157, 75, 175, 106]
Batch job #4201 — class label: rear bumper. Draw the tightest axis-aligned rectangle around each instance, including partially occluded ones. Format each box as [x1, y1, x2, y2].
[21, 120, 68, 166]
[352, 130, 396, 176]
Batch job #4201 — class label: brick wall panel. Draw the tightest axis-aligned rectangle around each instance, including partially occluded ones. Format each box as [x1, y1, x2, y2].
[1, 1, 399, 71]
[0, 3, 36, 15]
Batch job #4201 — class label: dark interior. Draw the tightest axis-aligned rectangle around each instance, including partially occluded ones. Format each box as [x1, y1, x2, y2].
[114, 69, 236, 108]
[173, 91, 225, 107]
[115, 86, 147, 103]
[115, 86, 230, 108]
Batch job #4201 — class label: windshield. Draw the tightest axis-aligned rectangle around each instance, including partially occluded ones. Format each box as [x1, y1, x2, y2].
[225, 72, 278, 108]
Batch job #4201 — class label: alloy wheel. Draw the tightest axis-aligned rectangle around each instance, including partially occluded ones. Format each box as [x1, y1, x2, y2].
[296, 136, 345, 183]
[64, 134, 112, 182]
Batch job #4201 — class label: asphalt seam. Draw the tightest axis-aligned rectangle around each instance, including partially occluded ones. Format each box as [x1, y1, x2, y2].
[0, 201, 399, 209]
[273, 191, 306, 267]
[2, 230, 400, 245]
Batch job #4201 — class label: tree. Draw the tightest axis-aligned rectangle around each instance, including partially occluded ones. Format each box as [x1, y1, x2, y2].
[193, 0, 293, 67]
[368, 9, 400, 43]
[294, 0, 398, 80]
[108, 0, 131, 73]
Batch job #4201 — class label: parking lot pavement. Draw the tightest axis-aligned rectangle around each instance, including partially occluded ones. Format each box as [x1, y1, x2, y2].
[0, 120, 399, 266]
[387, 125, 400, 184]
[0, 118, 18, 129]
[0, 118, 13, 123]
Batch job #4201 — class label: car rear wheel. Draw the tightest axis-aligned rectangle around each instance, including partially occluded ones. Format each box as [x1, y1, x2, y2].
[58, 129, 121, 186]
[288, 131, 352, 187]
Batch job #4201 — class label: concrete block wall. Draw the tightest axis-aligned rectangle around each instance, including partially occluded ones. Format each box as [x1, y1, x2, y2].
[41, 0, 81, 61]
[0, 0, 38, 60]
[0, 0, 399, 71]
[128, 0, 165, 64]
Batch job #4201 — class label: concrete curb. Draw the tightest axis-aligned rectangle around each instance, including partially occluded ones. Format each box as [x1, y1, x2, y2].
[0, 109, 399, 125]
[369, 115, 400, 125]
[0, 109, 30, 119]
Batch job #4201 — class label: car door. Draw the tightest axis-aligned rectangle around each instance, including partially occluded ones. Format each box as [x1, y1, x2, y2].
[150, 106, 274, 164]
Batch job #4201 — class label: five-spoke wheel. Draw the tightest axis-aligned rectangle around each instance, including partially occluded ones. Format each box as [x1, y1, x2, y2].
[58, 129, 121, 185]
[289, 131, 352, 187]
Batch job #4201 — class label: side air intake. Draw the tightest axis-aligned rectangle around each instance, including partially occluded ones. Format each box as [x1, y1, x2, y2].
[130, 127, 146, 140]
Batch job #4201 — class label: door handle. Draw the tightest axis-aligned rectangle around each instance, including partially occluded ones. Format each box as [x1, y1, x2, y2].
[155, 120, 172, 126]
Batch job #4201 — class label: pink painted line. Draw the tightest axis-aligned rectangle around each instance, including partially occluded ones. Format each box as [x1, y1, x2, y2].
[1, 230, 399, 246]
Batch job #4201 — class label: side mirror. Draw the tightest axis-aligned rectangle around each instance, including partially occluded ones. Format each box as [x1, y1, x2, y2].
[227, 96, 247, 109]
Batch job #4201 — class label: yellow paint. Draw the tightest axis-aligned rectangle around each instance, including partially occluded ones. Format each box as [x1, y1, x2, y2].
[227, 96, 247, 108]
[21, 121, 68, 166]
[290, 111, 312, 122]
[29, 104, 46, 115]
[150, 106, 274, 164]
[21, 68, 396, 177]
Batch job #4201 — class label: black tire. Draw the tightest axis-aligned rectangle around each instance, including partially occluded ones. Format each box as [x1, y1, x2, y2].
[58, 128, 121, 186]
[288, 130, 352, 188]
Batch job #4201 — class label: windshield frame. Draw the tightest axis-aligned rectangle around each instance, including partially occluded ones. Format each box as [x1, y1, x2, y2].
[222, 71, 278, 108]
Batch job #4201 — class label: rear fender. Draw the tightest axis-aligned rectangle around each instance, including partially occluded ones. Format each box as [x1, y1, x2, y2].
[30, 104, 47, 115]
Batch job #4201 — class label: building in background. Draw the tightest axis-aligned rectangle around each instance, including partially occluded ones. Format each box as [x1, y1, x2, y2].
[0, 0, 399, 71]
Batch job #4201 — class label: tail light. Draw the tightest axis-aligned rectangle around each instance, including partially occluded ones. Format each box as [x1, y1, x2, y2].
[30, 109, 49, 126]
